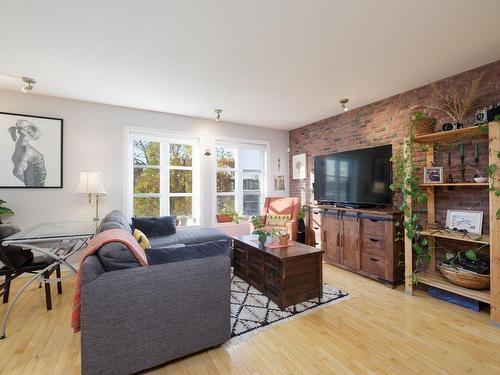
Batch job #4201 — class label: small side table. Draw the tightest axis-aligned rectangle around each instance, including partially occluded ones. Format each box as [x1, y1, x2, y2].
[0, 221, 96, 339]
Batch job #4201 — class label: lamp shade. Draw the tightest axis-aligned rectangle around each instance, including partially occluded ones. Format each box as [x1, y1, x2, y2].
[75, 172, 107, 195]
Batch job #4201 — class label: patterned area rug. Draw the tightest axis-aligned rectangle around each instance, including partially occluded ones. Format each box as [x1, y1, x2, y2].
[228, 275, 349, 346]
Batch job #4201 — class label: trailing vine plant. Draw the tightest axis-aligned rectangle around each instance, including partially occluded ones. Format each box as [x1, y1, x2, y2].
[390, 115, 429, 284]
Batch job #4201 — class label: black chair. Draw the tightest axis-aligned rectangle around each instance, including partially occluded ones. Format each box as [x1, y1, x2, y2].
[0, 227, 62, 310]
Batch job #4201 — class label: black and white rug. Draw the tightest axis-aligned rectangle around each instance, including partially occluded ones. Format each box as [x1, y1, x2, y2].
[228, 275, 349, 346]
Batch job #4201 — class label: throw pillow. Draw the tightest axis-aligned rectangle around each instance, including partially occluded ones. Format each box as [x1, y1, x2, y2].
[131, 216, 176, 237]
[133, 228, 150, 251]
[146, 239, 230, 265]
[265, 214, 291, 227]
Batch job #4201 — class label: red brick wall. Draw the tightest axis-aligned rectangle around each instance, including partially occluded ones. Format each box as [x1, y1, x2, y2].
[289, 60, 500, 233]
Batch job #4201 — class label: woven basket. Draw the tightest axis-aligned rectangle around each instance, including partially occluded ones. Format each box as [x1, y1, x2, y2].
[438, 263, 490, 290]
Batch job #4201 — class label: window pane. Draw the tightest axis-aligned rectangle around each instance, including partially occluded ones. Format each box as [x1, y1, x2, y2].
[217, 171, 235, 192]
[242, 149, 262, 170]
[133, 140, 160, 165]
[243, 172, 260, 191]
[216, 147, 236, 168]
[170, 196, 192, 217]
[243, 193, 261, 216]
[134, 168, 160, 194]
[217, 195, 235, 213]
[170, 144, 192, 166]
[134, 197, 160, 217]
[170, 170, 192, 193]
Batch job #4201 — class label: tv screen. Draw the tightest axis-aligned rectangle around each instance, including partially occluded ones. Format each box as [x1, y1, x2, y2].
[313, 145, 392, 206]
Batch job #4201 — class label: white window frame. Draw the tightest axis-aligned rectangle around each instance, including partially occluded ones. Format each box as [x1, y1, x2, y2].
[214, 139, 268, 224]
[125, 129, 200, 224]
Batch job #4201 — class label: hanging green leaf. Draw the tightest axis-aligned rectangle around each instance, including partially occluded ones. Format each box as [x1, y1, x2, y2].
[487, 164, 496, 177]
[465, 250, 478, 261]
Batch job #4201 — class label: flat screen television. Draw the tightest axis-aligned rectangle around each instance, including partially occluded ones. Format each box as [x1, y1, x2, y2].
[313, 145, 392, 207]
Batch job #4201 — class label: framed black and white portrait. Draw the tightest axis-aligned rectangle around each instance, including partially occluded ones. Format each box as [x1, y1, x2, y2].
[0, 112, 63, 188]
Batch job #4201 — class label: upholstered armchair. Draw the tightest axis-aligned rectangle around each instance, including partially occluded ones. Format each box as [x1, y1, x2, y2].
[254, 197, 300, 241]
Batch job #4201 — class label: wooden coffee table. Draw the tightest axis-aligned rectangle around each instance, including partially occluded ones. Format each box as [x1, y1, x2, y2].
[232, 235, 324, 309]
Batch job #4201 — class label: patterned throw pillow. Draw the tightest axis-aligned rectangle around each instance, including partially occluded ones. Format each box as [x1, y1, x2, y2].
[265, 214, 291, 227]
[133, 228, 151, 251]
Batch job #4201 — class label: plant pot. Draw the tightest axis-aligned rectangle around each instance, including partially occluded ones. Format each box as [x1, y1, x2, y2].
[279, 234, 290, 245]
[216, 214, 233, 223]
[413, 118, 436, 136]
[437, 263, 490, 290]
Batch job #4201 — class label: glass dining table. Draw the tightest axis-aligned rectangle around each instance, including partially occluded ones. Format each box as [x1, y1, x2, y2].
[0, 221, 96, 338]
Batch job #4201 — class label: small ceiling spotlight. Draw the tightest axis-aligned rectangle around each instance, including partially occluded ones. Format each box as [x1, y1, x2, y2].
[339, 98, 349, 112]
[214, 109, 222, 122]
[22, 77, 36, 93]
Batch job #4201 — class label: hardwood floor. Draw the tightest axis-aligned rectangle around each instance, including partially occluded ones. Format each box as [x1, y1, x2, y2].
[1, 264, 499, 374]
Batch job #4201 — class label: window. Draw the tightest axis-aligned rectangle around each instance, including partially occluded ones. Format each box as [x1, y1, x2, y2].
[129, 132, 199, 226]
[215, 141, 266, 218]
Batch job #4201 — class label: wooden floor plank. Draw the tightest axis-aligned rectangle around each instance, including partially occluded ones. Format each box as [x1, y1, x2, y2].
[1, 264, 499, 374]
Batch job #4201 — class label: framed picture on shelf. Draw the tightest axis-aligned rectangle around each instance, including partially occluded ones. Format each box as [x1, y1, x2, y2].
[423, 166, 443, 184]
[445, 209, 483, 235]
[0, 112, 63, 188]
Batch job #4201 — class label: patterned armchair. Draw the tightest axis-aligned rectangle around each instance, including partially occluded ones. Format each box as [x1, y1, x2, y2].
[255, 197, 300, 241]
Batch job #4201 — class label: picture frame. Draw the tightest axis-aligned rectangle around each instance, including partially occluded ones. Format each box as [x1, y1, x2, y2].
[292, 153, 306, 180]
[0, 112, 63, 188]
[273, 175, 285, 191]
[423, 166, 443, 184]
[445, 209, 483, 235]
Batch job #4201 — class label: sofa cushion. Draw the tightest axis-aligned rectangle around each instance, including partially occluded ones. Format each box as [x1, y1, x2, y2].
[97, 242, 142, 272]
[133, 229, 150, 251]
[98, 210, 132, 234]
[146, 239, 230, 265]
[148, 227, 229, 248]
[131, 216, 176, 237]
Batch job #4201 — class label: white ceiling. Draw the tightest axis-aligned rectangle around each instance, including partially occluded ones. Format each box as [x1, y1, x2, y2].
[1, 0, 500, 130]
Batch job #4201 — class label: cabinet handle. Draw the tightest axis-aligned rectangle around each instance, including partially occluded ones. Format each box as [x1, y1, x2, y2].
[369, 219, 379, 222]
[313, 226, 319, 230]
[336, 233, 340, 246]
[368, 238, 379, 242]
[370, 257, 379, 262]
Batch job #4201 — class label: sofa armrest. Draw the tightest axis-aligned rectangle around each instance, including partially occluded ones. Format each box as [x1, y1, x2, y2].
[81, 255, 231, 375]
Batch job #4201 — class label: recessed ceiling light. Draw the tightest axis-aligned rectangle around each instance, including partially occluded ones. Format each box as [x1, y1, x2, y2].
[214, 109, 222, 122]
[339, 98, 349, 112]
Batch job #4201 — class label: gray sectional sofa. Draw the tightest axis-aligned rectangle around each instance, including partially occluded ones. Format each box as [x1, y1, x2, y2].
[80, 211, 232, 375]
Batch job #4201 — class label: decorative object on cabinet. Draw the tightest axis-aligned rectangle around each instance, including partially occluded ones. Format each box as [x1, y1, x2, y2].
[292, 153, 306, 179]
[0, 112, 63, 188]
[424, 167, 443, 184]
[445, 209, 483, 235]
[427, 72, 484, 127]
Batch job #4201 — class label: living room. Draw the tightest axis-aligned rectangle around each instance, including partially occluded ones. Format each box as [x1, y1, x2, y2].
[1, 1, 500, 374]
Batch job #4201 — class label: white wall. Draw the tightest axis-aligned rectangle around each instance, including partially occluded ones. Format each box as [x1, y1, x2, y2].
[0, 89, 289, 230]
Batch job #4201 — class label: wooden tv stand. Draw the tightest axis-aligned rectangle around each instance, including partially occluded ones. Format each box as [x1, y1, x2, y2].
[304, 205, 403, 286]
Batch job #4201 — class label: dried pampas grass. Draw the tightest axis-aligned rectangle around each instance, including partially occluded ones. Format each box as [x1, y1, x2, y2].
[426, 72, 484, 124]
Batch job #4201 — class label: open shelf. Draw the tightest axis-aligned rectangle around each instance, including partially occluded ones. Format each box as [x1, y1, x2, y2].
[420, 229, 489, 244]
[419, 183, 489, 187]
[413, 126, 487, 144]
[418, 270, 490, 304]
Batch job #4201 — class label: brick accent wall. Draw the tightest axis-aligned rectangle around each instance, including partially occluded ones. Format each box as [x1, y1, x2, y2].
[290, 60, 500, 233]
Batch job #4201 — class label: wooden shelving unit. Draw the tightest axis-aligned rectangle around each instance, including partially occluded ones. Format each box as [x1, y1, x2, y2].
[404, 122, 499, 324]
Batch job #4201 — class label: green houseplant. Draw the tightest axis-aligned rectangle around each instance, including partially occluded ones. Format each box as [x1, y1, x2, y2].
[0, 199, 14, 224]
[216, 202, 242, 224]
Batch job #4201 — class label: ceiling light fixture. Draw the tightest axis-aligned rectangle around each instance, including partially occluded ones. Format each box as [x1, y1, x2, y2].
[214, 109, 222, 122]
[339, 98, 349, 112]
[22, 77, 36, 93]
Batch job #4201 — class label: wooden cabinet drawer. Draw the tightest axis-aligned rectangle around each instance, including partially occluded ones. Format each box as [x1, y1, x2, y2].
[361, 253, 386, 279]
[362, 235, 386, 258]
[361, 218, 386, 236]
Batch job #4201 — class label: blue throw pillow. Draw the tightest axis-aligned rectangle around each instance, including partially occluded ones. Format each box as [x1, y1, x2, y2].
[146, 239, 230, 265]
[131, 216, 176, 237]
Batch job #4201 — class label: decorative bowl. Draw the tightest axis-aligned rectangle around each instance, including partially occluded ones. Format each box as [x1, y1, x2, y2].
[473, 177, 488, 183]
[438, 263, 490, 290]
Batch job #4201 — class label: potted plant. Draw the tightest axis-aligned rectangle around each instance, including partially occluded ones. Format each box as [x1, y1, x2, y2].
[216, 202, 242, 223]
[278, 230, 290, 245]
[251, 215, 265, 230]
[0, 199, 14, 224]
[410, 110, 436, 136]
[253, 229, 271, 246]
